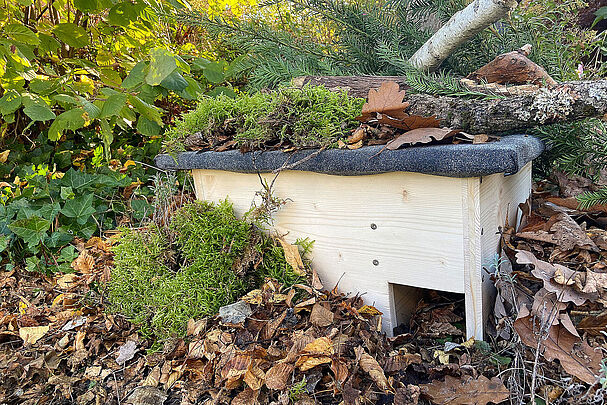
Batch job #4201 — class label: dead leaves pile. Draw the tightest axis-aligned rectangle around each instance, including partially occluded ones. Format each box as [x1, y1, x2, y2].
[1, 235, 514, 405]
[495, 185, 607, 393]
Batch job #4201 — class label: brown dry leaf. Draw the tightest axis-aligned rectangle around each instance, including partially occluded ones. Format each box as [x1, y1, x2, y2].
[394, 385, 420, 405]
[575, 270, 607, 295]
[330, 358, 349, 387]
[295, 337, 334, 371]
[71, 250, 95, 273]
[421, 375, 510, 405]
[473, 134, 489, 144]
[0, 150, 10, 163]
[359, 81, 409, 122]
[577, 311, 607, 335]
[278, 238, 306, 276]
[514, 316, 602, 384]
[222, 354, 252, 389]
[56, 273, 78, 290]
[310, 303, 334, 327]
[348, 127, 366, 144]
[383, 353, 422, 373]
[311, 269, 323, 291]
[186, 318, 206, 336]
[549, 213, 598, 252]
[354, 346, 391, 392]
[244, 361, 265, 391]
[19, 325, 49, 345]
[515, 250, 596, 305]
[347, 140, 363, 150]
[265, 363, 294, 390]
[231, 387, 259, 405]
[386, 128, 460, 150]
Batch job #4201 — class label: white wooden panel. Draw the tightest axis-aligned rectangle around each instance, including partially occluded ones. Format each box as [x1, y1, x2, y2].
[478, 162, 532, 336]
[194, 169, 466, 333]
[462, 177, 483, 339]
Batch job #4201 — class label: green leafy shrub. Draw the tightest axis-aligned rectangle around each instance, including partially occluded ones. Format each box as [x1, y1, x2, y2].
[164, 84, 365, 152]
[108, 200, 304, 340]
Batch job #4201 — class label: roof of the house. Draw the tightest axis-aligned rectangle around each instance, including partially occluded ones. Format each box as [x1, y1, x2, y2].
[154, 134, 544, 178]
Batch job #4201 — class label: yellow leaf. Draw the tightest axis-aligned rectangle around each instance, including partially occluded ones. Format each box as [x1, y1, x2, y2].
[19, 325, 49, 345]
[433, 350, 450, 365]
[51, 293, 65, 307]
[278, 237, 306, 276]
[358, 305, 382, 316]
[0, 150, 10, 163]
[241, 289, 263, 305]
[295, 355, 332, 371]
[461, 337, 475, 348]
[18, 300, 28, 315]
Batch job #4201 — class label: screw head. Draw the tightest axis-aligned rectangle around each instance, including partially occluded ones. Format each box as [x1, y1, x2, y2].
[370, 223, 377, 230]
[372, 259, 379, 266]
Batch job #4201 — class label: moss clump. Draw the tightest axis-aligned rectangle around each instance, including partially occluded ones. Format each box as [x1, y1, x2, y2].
[108, 200, 304, 340]
[163, 85, 365, 154]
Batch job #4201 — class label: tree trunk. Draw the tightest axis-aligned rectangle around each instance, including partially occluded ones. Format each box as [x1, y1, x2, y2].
[409, 0, 519, 71]
[291, 75, 411, 97]
[293, 76, 607, 134]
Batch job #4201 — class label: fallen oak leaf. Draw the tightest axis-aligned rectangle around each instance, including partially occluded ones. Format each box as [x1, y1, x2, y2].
[420, 375, 510, 405]
[514, 316, 601, 385]
[359, 81, 410, 122]
[386, 128, 460, 150]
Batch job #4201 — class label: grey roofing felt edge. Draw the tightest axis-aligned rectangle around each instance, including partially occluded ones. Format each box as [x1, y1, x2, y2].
[154, 134, 544, 178]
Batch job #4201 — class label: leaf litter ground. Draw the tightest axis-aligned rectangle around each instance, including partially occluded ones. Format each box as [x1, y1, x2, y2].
[3, 176, 607, 404]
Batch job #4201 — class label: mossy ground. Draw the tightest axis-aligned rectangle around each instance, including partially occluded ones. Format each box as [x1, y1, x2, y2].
[163, 85, 365, 154]
[108, 200, 304, 340]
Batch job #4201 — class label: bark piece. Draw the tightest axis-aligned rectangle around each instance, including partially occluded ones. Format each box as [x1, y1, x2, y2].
[294, 77, 607, 134]
[467, 46, 557, 86]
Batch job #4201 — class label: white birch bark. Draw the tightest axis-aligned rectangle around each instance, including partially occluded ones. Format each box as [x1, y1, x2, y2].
[408, 0, 519, 71]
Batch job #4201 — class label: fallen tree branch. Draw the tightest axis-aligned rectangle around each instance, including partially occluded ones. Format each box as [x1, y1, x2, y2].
[409, 0, 519, 71]
[294, 77, 607, 134]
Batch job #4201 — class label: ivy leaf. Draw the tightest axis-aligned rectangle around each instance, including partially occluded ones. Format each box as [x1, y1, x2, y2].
[146, 48, 177, 86]
[53, 23, 89, 49]
[23, 103, 56, 122]
[60, 169, 96, 190]
[100, 93, 127, 118]
[121, 61, 147, 89]
[160, 70, 188, 91]
[0, 90, 22, 115]
[61, 194, 96, 225]
[8, 216, 51, 248]
[0, 234, 9, 252]
[48, 108, 86, 141]
[5, 24, 40, 46]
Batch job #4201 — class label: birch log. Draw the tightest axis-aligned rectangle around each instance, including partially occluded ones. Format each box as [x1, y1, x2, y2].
[408, 0, 519, 71]
[294, 76, 607, 134]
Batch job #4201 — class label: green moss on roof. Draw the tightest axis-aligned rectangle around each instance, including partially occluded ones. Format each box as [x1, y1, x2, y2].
[163, 85, 365, 154]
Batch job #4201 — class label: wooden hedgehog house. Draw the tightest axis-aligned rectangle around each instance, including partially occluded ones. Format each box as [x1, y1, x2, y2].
[155, 135, 544, 339]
